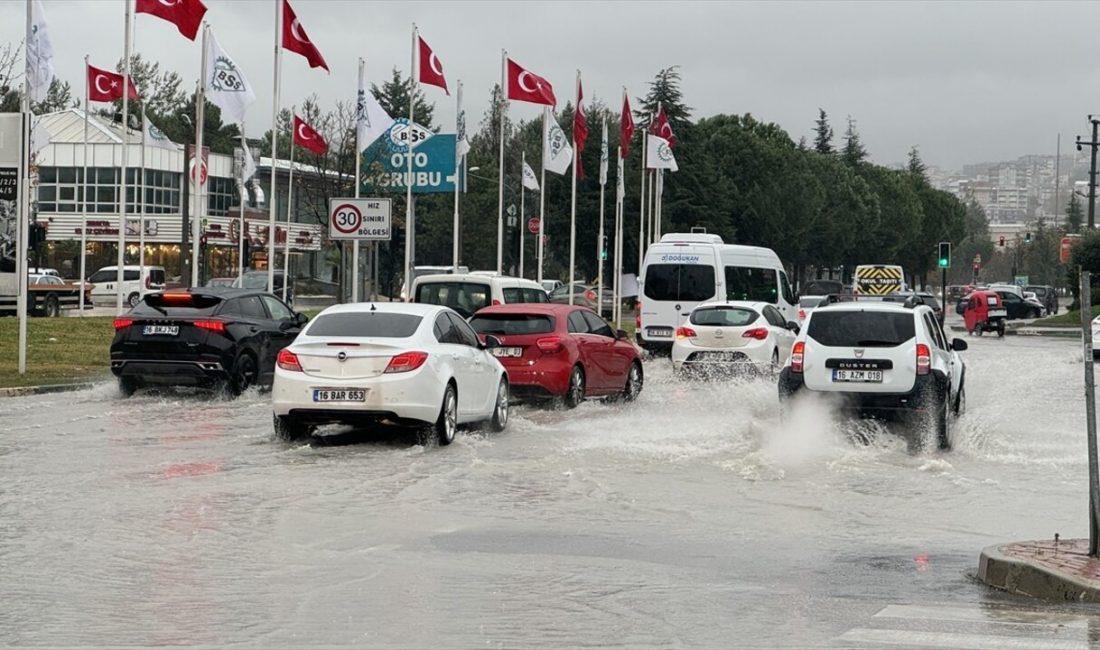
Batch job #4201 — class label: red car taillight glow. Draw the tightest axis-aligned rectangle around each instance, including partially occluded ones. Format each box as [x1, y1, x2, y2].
[113, 318, 133, 330]
[675, 326, 697, 339]
[384, 351, 429, 374]
[585, 290, 597, 302]
[791, 341, 805, 373]
[916, 343, 931, 375]
[193, 320, 226, 334]
[798, 309, 806, 321]
[742, 327, 769, 340]
[635, 300, 641, 329]
[277, 348, 303, 372]
[536, 336, 564, 353]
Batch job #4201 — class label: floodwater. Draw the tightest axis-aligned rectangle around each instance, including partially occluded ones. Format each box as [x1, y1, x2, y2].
[2, 333, 1098, 648]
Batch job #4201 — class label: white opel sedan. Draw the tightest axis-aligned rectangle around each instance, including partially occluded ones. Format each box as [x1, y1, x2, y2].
[272, 303, 509, 444]
[671, 301, 800, 375]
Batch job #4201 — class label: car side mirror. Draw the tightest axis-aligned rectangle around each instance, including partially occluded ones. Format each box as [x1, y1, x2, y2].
[294, 312, 309, 326]
[786, 321, 801, 335]
[616, 328, 629, 340]
[482, 334, 502, 349]
[952, 338, 968, 352]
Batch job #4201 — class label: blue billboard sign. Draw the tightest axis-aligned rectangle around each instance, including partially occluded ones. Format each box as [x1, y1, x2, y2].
[360, 119, 465, 194]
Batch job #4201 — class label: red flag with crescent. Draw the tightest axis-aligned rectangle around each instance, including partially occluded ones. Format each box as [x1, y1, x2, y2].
[650, 106, 676, 148]
[87, 64, 139, 102]
[135, 0, 207, 41]
[620, 94, 635, 159]
[417, 35, 449, 95]
[281, 0, 329, 72]
[506, 58, 556, 107]
[573, 80, 588, 179]
[293, 115, 328, 155]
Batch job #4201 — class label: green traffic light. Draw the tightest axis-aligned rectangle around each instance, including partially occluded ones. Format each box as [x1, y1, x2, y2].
[938, 258, 948, 268]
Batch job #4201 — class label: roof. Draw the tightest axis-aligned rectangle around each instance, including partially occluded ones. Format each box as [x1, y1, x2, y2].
[414, 273, 543, 287]
[691, 300, 774, 312]
[318, 302, 446, 317]
[817, 301, 921, 313]
[37, 108, 175, 147]
[160, 287, 263, 299]
[474, 303, 590, 316]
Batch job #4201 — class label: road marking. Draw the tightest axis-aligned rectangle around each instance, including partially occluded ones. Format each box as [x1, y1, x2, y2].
[837, 628, 1087, 650]
[874, 604, 1091, 629]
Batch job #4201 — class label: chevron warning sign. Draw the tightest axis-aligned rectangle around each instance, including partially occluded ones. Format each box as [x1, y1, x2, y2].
[854, 265, 904, 295]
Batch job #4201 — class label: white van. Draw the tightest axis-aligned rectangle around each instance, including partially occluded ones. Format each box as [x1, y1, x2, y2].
[88, 265, 166, 308]
[411, 273, 549, 318]
[637, 233, 797, 352]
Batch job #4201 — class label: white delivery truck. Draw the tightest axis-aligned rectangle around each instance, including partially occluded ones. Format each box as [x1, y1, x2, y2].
[637, 232, 797, 353]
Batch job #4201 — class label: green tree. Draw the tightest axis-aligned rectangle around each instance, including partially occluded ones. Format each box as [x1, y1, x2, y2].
[113, 53, 188, 122]
[371, 67, 435, 129]
[813, 108, 833, 155]
[33, 78, 76, 113]
[1066, 192, 1083, 233]
[907, 146, 926, 178]
[1067, 229, 1100, 308]
[841, 115, 867, 166]
[636, 66, 692, 133]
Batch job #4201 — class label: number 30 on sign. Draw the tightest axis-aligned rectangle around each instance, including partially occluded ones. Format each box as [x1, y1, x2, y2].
[328, 197, 393, 241]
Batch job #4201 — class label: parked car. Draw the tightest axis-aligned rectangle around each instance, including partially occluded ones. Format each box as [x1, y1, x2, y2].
[549, 282, 616, 317]
[993, 289, 1044, 319]
[541, 279, 564, 294]
[27, 267, 60, 277]
[88, 265, 166, 308]
[28, 273, 92, 316]
[205, 277, 237, 288]
[110, 288, 307, 397]
[802, 279, 845, 296]
[412, 273, 548, 318]
[271, 302, 509, 444]
[798, 295, 826, 322]
[468, 303, 642, 406]
[1025, 285, 1058, 315]
[233, 270, 294, 305]
[672, 301, 799, 375]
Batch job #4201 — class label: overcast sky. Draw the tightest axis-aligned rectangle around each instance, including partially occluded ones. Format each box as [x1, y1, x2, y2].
[2, 0, 1097, 170]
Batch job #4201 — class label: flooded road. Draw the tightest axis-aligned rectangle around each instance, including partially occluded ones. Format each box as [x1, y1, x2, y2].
[1, 334, 1098, 648]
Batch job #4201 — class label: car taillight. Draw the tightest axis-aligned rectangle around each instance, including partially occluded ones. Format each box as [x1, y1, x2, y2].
[798, 309, 806, 321]
[277, 348, 302, 372]
[791, 341, 805, 373]
[585, 290, 597, 302]
[193, 320, 226, 334]
[635, 300, 641, 329]
[675, 326, 697, 339]
[384, 351, 429, 374]
[536, 336, 564, 353]
[491, 299, 502, 306]
[742, 327, 769, 340]
[113, 318, 133, 330]
[916, 343, 931, 375]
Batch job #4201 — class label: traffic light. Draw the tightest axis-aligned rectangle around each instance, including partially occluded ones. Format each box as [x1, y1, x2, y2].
[937, 241, 951, 269]
[600, 235, 608, 261]
[1025, 232, 1032, 244]
[241, 237, 251, 270]
[998, 235, 1005, 247]
[28, 222, 46, 249]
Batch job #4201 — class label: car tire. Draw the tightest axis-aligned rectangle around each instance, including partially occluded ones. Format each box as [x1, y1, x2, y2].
[273, 413, 310, 441]
[997, 322, 1005, 338]
[431, 383, 458, 446]
[1031, 308, 1040, 319]
[45, 294, 60, 317]
[622, 361, 643, 402]
[118, 376, 139, 398]
[127, 292, 141, 308]
[228, 352, 258, 396]
[935, 388, 952, 451]
[488, 378, 509, 432]
[564, 365, 585, 409]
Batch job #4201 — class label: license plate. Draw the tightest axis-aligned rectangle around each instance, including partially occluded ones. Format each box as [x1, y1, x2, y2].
[312, 388, 367, 402]
[490, 347, 523, 358]
[833, 369, 883, 383]
[697, 351, 746, 362]
[989, 309, 1007, 317]
[648, 327, 673, 338]
[143, 325, 178, 336]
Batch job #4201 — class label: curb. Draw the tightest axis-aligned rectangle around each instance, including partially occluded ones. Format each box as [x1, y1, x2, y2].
[978, 541, 1100, 602]
[947, 325, 1081, 338]
[0, 382, 98, 398]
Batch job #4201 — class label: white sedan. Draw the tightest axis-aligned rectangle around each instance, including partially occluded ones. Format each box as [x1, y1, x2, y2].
[1093, 315, 1100, 360]
[272, 303, 509, 444]
[671, 301, 799, 374]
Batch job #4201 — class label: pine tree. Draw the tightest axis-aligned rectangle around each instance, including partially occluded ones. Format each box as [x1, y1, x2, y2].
[1067, 192, 1084, 233]
[33, 78, 77, 114]
[371, 67, 435, 129]
[813, 108, 833, 154]
[907, 145, 926, 178]
[636, 66, 691, 133]
[841, 115, 867, 165]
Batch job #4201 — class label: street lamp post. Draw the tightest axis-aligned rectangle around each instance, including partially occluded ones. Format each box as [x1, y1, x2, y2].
[468, 167, 521, 274]
[1075, 116, 1100, 230]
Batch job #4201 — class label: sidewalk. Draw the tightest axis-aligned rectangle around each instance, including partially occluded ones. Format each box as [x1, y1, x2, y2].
[979, 539, 1100, 602]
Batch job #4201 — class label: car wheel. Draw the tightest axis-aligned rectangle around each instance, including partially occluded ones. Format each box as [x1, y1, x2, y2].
[1031, 308, 1040, 319]
[45, 294, 60, 317]
[997, 322, 1005, 338]
[432, 383, 458, 446]
[229, 353, 258, 396]
[489, 378, 509, 432]
[935, 389, 952, 451]
[564, 365, 585, 409]
[622, 361, 643, 402]
[273, 413, 310, 441]
[127, 292, 141, 308]
[118, 376, 139, 398]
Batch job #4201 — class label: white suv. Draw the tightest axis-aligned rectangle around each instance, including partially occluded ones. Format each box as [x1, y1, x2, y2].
[88, 265, 166, 308]
[777, 298, 967, 449]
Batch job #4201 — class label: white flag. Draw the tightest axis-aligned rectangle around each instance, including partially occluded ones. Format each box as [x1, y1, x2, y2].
[240, 139, 257, 182]
[522, 160, 540, 191]
[455, 82, 470, 160]
[599, 120, 609, 186]
[26, 0, 54, 105]
[543, 110, 573, 176]
[616, 152, 624, 202]
[357, 66, 395, 151]
[646, 134, 678, 172]
[143, 114, 176, 151]
[205, 29, 255, 125]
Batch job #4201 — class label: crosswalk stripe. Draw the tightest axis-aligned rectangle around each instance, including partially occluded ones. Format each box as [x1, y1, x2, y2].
[837, 628, 1087, 650]
[874, 604, 1090, 629]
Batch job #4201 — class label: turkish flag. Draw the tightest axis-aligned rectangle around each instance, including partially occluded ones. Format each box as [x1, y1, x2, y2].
[650, 106, 676, 148]
[87, 64, 139, 103]
[417, 36, 448, 95]
[281, 0, 329, 72]
[135, 0, 207, 41]
[293, 115, 328, 155]
[620, 95, 635, 159]
[573, 80, 588, 179]
[506, 58, 555, 107]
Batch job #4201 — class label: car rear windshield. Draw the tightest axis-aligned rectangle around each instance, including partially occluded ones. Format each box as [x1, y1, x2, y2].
[643, 264, 715, 302]
[416, 281, 490, 318]
[799, 297, 823, 308]
[307, 312, 423, 338]
[689, 307, 758, 327]
[132, 294, 223, 317]
[469, 314, 554, 335]
[807, 310, 916, 347]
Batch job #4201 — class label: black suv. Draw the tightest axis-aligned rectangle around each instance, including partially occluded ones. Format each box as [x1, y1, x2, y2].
[110, 288, 307, 397]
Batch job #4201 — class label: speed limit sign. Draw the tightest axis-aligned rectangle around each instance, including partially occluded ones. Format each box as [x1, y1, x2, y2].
[328, 197, 392, 240]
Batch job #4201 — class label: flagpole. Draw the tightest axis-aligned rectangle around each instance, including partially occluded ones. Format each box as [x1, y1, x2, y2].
[537, 106, 547, 285]
[496, 49, 507, 274]
[638, 121, 647, 275]
[403, 24, 416, 300]
[139, 101, 146, 278]
[116, 0, 133, 313]
[267, 0, 282, 295]
[452, 78, 462, 270]
[649, 169, 656, 246]
[238, 122, 246, 282]
[79, 53, 89, 315]
[17, 0, 31, 373]
[596, 115, 606, 317]
[614, 145, 623, 328]
[191, 23, 208, 288]
[284, 106, 294, 303]
[353, 57, 363, 303]
[656, 169, 663, 241]
[568, 69, 579, 305]
[519, 150, 525, 279]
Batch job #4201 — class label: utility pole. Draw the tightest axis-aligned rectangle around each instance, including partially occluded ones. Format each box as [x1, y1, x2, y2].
[1075, 117, 1100, 230]
[1080, 270, 1100, 556]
